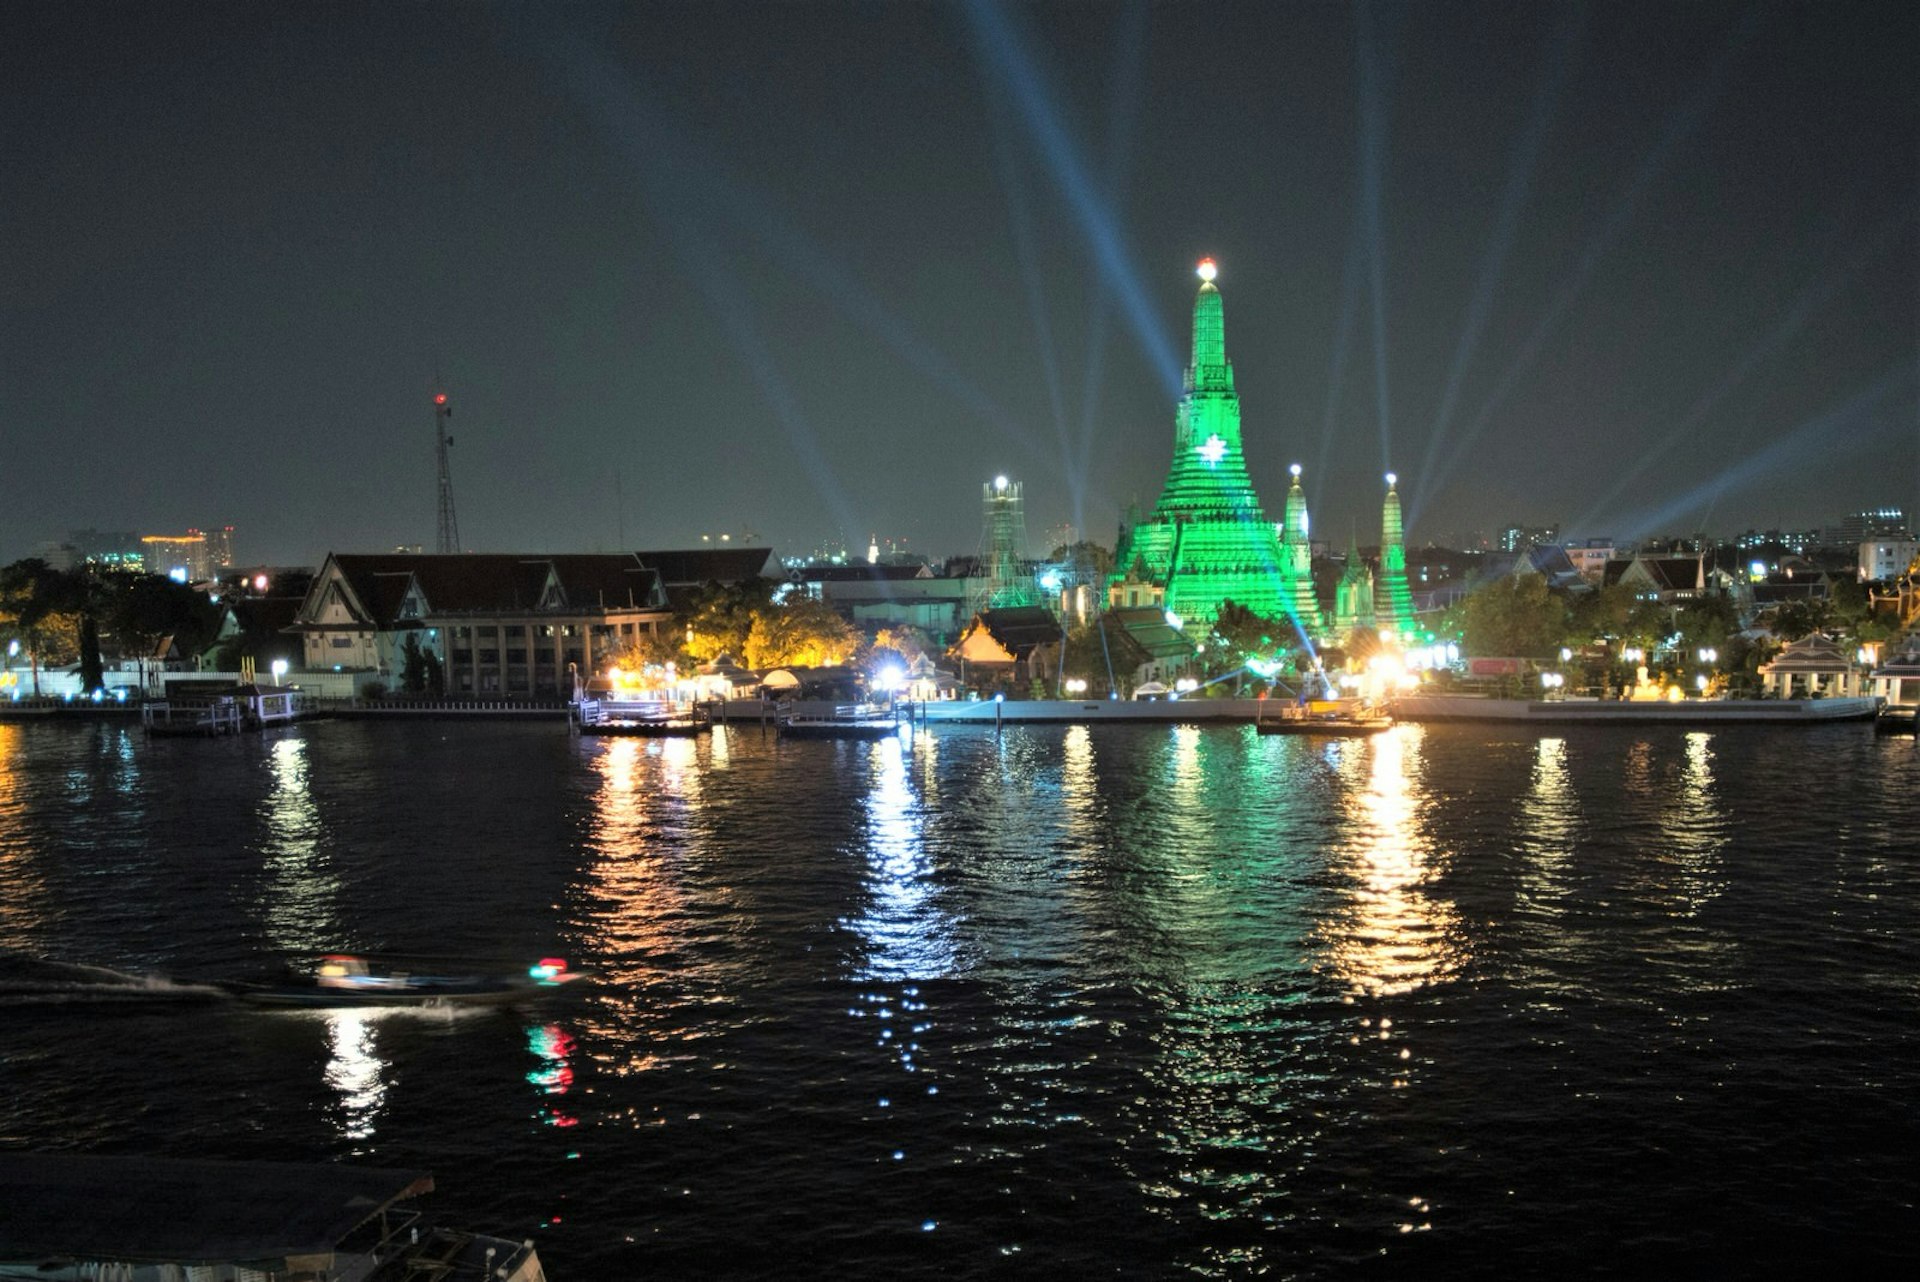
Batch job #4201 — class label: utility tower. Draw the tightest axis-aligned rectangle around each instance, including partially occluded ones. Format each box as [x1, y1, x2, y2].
[433, 391, 460, 554]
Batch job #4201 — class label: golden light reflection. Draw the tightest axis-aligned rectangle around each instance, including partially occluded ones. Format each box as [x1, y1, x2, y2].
[323, 1009, 388, 1149]
[572, 736, 705, 1077]
[259, 737, 340, 955]
[1660, 732, 1729, 917]
[1517, 737, 1580, 915]
[0, 724, 51, 938]
[1317, 729, 1466, 996]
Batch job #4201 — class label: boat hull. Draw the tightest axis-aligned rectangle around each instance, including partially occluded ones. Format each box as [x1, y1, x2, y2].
[778, 720, 902, 740]
[1392, 695, 1878, 724]
[1256, 718, 1393, 736]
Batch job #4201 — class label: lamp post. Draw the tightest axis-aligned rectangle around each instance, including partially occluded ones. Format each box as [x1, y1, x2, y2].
[1040, 569, 1067, 696]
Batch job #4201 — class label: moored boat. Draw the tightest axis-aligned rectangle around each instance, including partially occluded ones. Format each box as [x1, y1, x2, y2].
[778, 702, 903, 739]
[0, 1153, 545, 1282]
[1256, 703, 1394, 736]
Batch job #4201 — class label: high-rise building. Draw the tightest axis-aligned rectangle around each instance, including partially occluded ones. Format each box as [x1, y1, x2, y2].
[1838, 508, 1910, 546]
[1109, 259, 1288, 623]
[1497, 523, 1560, 553]
[141, 532, 211, 582]
[205, 525, 236, 570]
[67, 529, 145, 571]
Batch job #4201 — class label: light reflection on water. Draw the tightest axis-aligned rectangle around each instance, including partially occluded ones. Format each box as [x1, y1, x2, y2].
[1318, 727, 1465, 997]
[0, 724, 52, 941]
[323, 1008, 388, 1149]
[4, 719, 1915, 1274]
[852, 737, 953, 981]
[258, 736, 339, 955]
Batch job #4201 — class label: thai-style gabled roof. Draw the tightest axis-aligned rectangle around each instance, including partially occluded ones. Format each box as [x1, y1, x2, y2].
[1099, 606, 1198, 664]
[1623, 556, 1705, 592]
[800, 563, 936, 583]
[306, 553, 671, 626]
[972, 606, 1060, 656]
[632, 546, 772, 587]
[951, 606, 1060, 665]
[1757, 632, 1859, 674]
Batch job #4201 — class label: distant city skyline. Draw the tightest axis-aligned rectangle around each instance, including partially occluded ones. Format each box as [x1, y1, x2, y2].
[3, 1, 1914, 567]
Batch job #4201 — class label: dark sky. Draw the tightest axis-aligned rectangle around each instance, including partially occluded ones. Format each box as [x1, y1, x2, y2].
[4, 1, 1915, 567]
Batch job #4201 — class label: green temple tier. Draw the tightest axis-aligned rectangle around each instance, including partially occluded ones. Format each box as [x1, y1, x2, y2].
[1111, 259, 1316, 628]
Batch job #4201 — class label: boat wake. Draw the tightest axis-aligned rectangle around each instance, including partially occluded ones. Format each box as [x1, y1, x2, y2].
[0, 956, 230, 1007]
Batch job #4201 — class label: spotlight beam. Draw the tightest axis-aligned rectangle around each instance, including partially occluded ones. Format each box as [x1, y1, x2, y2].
[964, 0, 1182, 398]
[1315, 215, 1367, 508]
[983, 90, 1076, 517]
[552, 45, 866, 542]
[1074, 0, 1151, 534]
[1569, 206, 1915, 537]
[1608, 363, 1913, 543]
[1417, 5, 1583, 492]
[1410, 3, 1770, 528]
[532, 20, 1060, 487]
[1356, 0, 1396, 472]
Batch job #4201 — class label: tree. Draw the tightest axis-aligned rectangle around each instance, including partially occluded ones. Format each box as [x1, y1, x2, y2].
[1829, 578, 1871, 629]
[399, 633, 443, 693]
[0, 559, 81, 696]
[607, 626, 687, 671]
[1458, 575, 1567, 658]
[1766, 597, 1829, 642]
[1674, 593, 1740, 654]
[741, 596, 859, 669]
[107, 574, 221, 677]
[1565, 583, 1637, 645]
[1045, 540, 1115, 589]
[1060, 620, 1116, 696]
[871, 626, 934, 665]
[683, 579, 775, 663]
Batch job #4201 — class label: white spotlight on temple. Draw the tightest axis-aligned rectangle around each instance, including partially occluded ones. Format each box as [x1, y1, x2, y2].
[1196, 257, 1218, 283]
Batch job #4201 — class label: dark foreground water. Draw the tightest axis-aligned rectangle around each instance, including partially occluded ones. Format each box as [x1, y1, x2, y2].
[1, 718, 1915, 1276]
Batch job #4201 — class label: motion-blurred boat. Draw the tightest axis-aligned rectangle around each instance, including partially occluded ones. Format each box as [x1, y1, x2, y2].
[223, 954, 587, 1008]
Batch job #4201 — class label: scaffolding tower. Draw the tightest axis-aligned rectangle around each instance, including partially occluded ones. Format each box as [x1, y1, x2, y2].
[973, 475, 1038, 613]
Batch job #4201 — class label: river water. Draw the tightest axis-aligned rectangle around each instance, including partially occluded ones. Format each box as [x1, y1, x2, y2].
[0, 718, 1914, 1276]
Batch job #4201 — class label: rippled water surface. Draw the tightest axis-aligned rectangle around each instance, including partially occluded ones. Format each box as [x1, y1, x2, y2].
[1, 719, 1915, 1275]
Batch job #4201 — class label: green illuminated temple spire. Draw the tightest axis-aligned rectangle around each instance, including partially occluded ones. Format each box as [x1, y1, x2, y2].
[1277, 463, 1328, 632]
[1375, 472, 1414, 635]
[1109, 260, 1288, 622]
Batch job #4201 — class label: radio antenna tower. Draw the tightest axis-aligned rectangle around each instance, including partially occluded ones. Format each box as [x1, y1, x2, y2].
[433, 390, 460, 554]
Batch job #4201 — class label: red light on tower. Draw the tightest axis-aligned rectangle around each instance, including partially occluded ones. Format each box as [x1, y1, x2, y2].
[433, 393, 448, 406]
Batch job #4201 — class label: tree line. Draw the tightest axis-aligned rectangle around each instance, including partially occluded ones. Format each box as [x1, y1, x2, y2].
[0, 559, 220, 694]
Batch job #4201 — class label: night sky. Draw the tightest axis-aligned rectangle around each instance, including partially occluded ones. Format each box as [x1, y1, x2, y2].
[4, 1, 1915, 568]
